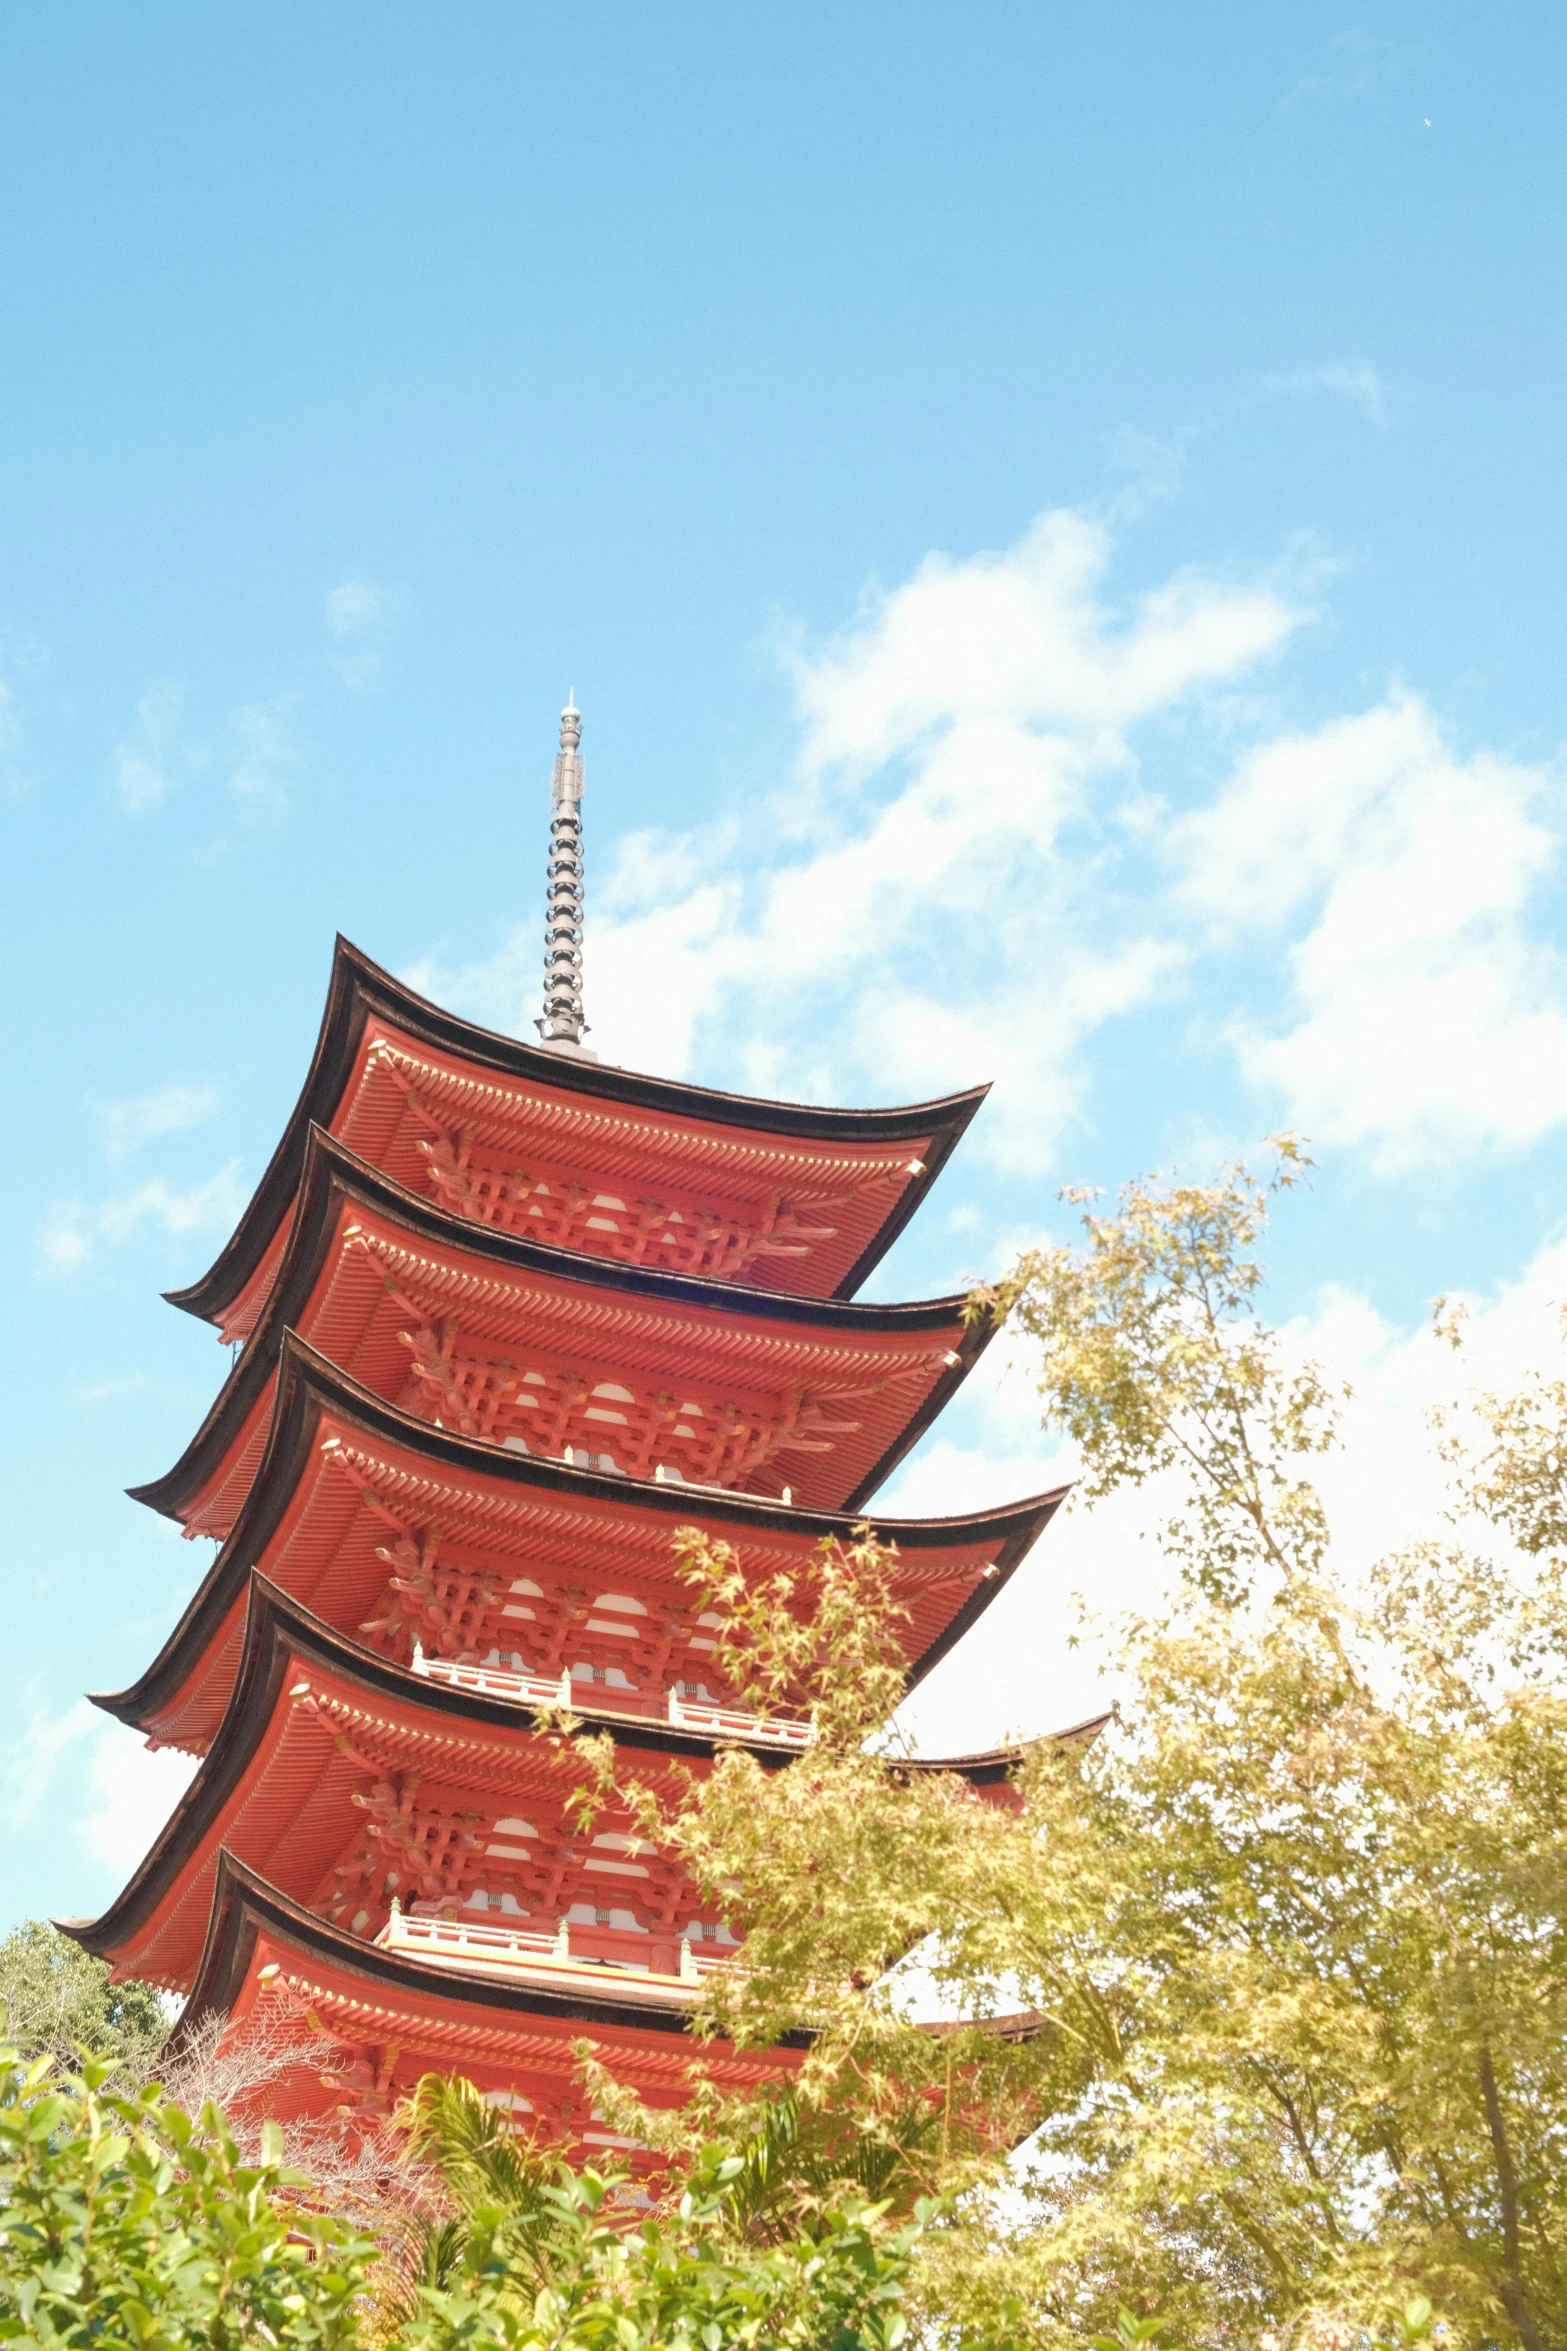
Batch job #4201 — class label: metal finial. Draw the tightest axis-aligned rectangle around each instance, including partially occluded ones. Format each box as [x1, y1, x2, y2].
[536, 697, 596, 1058]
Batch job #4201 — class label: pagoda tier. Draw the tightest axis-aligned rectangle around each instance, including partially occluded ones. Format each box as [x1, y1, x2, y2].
[98, 1337, 1063, 1757]
[170, 938, 988, 1337]
[131, 1132, 992, 1540]
[164, 1854, 811, 2148]
[71, 1580, 1027, 1995]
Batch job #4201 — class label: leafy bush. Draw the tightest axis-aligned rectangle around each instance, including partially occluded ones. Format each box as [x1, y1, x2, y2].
[398, 2156, 922, 2351]
[0, 2041, 922, 2351]
[0, 2041, 375, 2348]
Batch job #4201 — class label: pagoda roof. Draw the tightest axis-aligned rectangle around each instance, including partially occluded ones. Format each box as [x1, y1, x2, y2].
[101, 1336, 1063, 1753]
[130, 1131, 994, 1536]
[170, 936, 989, 1328]
[153, 1852, 809, 2134]
[71, 1579, 1027, 1993]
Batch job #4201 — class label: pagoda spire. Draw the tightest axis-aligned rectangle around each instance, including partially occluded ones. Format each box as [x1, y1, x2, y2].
[536, 695, 596, 1060]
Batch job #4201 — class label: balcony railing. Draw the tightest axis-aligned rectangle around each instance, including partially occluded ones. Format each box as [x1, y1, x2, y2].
[665, 1692, 812, 1746]
[376, 1904, 732, 1990]
[411, 1651, 572, 1708]
[409, 1647, 811, 1747]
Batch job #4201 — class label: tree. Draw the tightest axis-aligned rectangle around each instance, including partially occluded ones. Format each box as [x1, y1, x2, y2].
[558, 1148, 1567, 2351]
[0, 2040, 923, 2351]
[0, 1918, 168, 2072]
[392, 2071, 925, 2351]
[0, 2038, 376, 2348]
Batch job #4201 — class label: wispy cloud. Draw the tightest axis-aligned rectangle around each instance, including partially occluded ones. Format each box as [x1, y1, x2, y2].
[1282, 28, 1426, 111]
[99, 1080, 220, 1162]
[1, 1695, 196, 1875]
[0, 680, 24, 801]
[413, 503, 1310, 1170]
[2, 1696, 99, 1826]
[228, 701, 296, 810]
[414, 500, 1567, 1185]
[1259, 358, 1389, 428]
[1175, 692, 1567, 1171]
[1103, 426, 1187, 521]
[0, 633, 48, 802]
[39, 1159, 248, 1272]
[110, 680, 187, 815]
[323, 574, 403, 688]
[73, 1374, 160, 1404]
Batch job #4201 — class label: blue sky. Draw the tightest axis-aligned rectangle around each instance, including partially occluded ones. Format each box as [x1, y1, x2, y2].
[5, 3, 1567, 1933]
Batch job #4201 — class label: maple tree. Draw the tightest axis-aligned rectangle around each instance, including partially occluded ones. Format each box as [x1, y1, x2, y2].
[566, 1147, 1567, 2351]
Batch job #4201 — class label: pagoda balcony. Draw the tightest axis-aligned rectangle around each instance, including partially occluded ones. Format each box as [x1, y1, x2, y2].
[409, 1650, 575, 1710]
[376, 1905, 733, 1999]
[408, 1646, 813, 1748]
[664, 1690, 812, 1747]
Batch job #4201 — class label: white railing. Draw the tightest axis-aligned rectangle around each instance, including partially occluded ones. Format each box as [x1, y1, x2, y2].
[380, 1909, 569, 1967]
[409, 1648, 811, 1748]
[376, 1904, 732, 1990]
[411, 1649, 572, 1708]
[667, 1691, 812, 1747]
[677, 1940, 733, 1982]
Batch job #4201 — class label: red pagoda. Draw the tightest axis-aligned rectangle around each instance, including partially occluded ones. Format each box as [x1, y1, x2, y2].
[64, 700, 1067, 2152]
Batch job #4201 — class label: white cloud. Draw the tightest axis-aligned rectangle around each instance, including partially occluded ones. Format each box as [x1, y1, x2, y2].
[416, 504, 1308, 1169]
[100, 1081, 220, 1161]
[416, 505, 1567, 1184]
[788, 508, 1299, 771]
[39, 1158, 248, 1272]
[2, 1697, 196, 1880]
[1259, 358, 1389, 428]
[1176, 692, 1567, 1171]
[892, 1228, 1567, 1758]
[323, 575, 401, 687]
[76, 1722, 197, 1876]
[229, 702, 296, 809]
[111, 681, 186, 815]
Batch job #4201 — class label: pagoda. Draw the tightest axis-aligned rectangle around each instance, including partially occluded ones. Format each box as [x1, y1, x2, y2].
[63, 700, 1068, 2154]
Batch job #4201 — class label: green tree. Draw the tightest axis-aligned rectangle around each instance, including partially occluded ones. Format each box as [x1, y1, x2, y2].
[394, 2070, 925, 2351]
[0, 1918, 167, 2071]
[561, 1149, 1567, 2351]
[0, 2038, 376, 2348]
[0, 2041, 923, 2351]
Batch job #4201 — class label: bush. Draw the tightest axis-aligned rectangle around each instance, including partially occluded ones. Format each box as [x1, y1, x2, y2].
[0, 2041, 376, 2349]
[0, 2042, 922, 2351]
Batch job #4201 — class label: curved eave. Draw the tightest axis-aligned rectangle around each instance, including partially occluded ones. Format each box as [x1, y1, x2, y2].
[98, 1332, 1066, 1735]
[72, 1577, 814, 1966]
[129, 1127, 997, 1525]
[75, 1576, 1064, 1971]
[80, 1569, 1056, 1969]
[168, 935, 990, 1325]
[176, 1852, 816, 2050]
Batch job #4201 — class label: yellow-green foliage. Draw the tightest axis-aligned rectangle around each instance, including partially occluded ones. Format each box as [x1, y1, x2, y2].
[559, 1148, 1567, 2351]
[0, 2042, 923, 2351]
[393, 2123, 924, 2351]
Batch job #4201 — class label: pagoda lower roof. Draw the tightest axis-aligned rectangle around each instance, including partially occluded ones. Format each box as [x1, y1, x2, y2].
[131, 1132, 993, 1538]
[70, 1581, 1027, 1994]
[143, 1853, 809, 2141]
[102, 1337, 1063, 1755]
[171, 936, 988, 1332]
